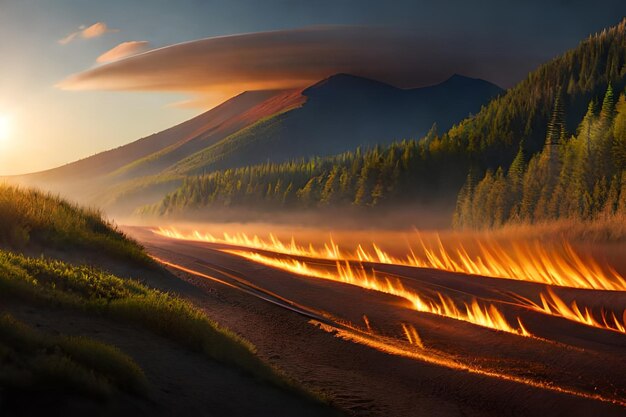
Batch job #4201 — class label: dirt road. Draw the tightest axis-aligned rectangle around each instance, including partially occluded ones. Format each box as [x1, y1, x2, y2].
[125, 226, 626, 417]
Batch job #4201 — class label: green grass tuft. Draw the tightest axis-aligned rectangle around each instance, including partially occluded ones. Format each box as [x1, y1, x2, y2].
[0, 184, 149, 264]
[0, 313, 149, 399]
[0, 251, 286, 387]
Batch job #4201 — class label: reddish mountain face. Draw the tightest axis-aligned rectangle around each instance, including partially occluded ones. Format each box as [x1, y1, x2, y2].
[18, 89, 305, 185]
[107, 89, 306, 180]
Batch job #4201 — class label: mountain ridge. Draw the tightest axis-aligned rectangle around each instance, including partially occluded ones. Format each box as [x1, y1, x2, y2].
[11, 72, 503, 213]
[160, 72, 502, 177]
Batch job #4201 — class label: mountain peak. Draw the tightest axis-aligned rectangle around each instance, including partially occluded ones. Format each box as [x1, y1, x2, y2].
[442, 73, 484, 85]
[428, 73, 503, 93]
[303, 73, 399, 98]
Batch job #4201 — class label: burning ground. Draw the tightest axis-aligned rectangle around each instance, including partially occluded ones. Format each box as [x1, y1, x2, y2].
[124, 225, 626, 416]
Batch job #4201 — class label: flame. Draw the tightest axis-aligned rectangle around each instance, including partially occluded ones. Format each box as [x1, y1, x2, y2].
[401, 323, 424, 348]
[521, 288, 626, 334]
[155, 228, 626, 291]
[362, 314, 372, 332]
[222, 249, 531, 337]
[310, 320, 626, 407]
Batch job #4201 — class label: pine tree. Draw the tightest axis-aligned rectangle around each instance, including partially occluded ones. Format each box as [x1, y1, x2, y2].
[471, 171, 495, 228]
[578, 99, 597, 155]
[543, 89, 567, 177]
[602, 174, 620, 217]
[452, 173, 475, 228]
[599, 83, 616, 126]
[612, 92, 626, 171]
[508, 141, 526, 186]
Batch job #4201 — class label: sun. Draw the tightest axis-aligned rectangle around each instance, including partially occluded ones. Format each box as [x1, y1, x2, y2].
[0, 115, 10, 141]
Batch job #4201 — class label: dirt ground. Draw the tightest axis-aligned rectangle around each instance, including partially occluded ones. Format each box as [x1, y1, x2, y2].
[122, 226, 626, 417]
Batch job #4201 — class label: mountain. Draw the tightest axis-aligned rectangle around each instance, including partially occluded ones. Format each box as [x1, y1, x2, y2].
[106, 89, 305, 181]
[147, 19, 626, 223]
[13, 73, 502, 214]
[163, 73, 501, 176]
[16, 88, 301, 191]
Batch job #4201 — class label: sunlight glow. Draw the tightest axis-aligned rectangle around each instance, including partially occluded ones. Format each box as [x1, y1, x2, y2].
[0, 115, 10, 142]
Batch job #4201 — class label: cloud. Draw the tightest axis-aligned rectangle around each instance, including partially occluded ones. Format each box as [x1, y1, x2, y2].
[58, 32, 79, 45]
[81, 22, 115, 39]
[57, 26, 521, 108]
[97, 41, 150, 63]
[59, 22, 118, 45]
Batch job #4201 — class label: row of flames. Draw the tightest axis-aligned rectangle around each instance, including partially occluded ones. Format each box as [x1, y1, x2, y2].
[222, 249, 626, 336]
[156, 228, 626, 291]
[156, 228, 626, 336]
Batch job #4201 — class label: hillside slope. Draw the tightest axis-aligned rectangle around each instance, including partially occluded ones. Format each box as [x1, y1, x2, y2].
[13, 89, 299, 194]
[0, 185, 333, 416]
[166, 73, 502, 176]
[446, 19, 626, 167]
[12, 73, 501, 215]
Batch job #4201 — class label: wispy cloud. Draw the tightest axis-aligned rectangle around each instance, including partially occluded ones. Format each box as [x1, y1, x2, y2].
[97, 41, 150, 63]
[59, 22, 118, 45]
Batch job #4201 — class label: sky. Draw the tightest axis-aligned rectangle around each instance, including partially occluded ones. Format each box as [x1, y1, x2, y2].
[0, 0, 624, 175]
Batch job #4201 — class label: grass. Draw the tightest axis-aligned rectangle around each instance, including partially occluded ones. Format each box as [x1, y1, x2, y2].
[0, 251, 288, 388]
[0, 313, 148, 399]
[0, 183, 148, 264]
[0, 184, 326, 409]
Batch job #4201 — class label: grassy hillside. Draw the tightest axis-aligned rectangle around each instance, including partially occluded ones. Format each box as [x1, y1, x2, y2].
[105, 89, 304, 182]
[16, 90, 286, 185]
[0, 184, 147, 263]
[0, 251, 279, 381]
[168, 111, 292, 176]
[0, 313, 148, 402]
[0, 185, 328, 415]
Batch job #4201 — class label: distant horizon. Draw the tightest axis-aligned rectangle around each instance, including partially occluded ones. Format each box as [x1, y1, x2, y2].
[1, 1, 623, 175]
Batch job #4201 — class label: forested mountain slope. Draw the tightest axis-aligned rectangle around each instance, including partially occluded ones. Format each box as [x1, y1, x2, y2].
[162, 73, 502, 176]
[146, 19, 626, 221]
[454, 85, 626, 229]
[12, 73, 500, 215]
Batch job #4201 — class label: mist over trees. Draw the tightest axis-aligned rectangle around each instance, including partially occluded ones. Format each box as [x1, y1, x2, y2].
[142, 126, 466, 216]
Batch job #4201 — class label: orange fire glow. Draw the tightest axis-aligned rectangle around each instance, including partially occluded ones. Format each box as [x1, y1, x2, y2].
[401, 323, 424, 348]
[155, 228, 626, 291]
[310, 319, 626, 407]
[221, 249, 531, 337]
[521, 288, 626, 334]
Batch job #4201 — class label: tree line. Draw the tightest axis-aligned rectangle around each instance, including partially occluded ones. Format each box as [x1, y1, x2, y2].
[454, 86, 626, 228]
[143, 125, 469, 215]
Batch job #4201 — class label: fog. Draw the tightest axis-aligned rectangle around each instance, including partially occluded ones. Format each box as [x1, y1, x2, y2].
[137, 216, 626, 278]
